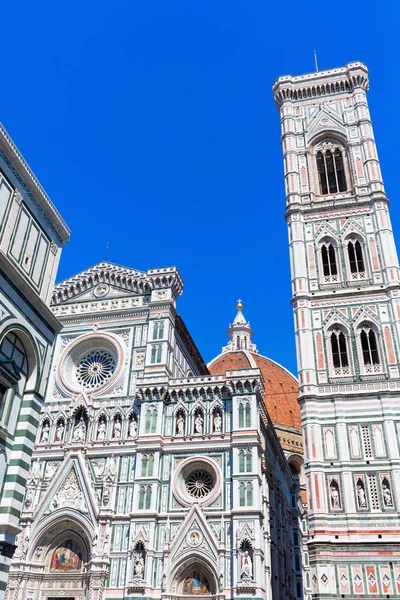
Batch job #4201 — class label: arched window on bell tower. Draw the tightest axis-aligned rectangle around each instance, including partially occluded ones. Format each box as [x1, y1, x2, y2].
[318, 238, 341, 284]
[356, 322, 383, 377]
[344, 235, 367, 282]
[316, 142, 348, 196]
[327, 325, 352, 378]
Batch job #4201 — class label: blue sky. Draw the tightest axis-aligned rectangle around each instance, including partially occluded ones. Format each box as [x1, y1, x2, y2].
[2, 1, 398, 374]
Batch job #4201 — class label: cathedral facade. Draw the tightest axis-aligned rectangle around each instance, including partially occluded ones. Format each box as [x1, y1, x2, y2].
[4, 59, 400, 600]
[5, 264, 302, 600]
[273, 62, 400, 597]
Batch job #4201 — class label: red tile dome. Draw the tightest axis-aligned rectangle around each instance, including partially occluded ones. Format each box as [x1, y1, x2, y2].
[208, 350, 301, 430]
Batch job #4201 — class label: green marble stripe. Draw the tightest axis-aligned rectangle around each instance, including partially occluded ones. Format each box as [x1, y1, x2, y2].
[8, 458, 30, 472]
[2, 489, 24, 503]
[3, 473, 26, 486]
[9, 443, 34, 453]
[16, 414, 40, 428]
[0, 505, 20, 517]
[14, 428, 36, 443]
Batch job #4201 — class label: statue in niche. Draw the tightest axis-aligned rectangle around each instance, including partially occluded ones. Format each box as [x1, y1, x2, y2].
[24, 485, 35, 509]
[73, 418, 86, 442]
[134, 553, 145, 579]
[330, 482, 341, 509]
[176, 414, 185, 436]
[240, 550, 253, 580]
[356, 481, 367, 507]
[21, 534, 30, 558]
[194, 413, 203, 434]
[97, 419, 107, 441]
[41, 422, 50, 444]
[129, 418, 138, 438]
[382, 480, 393, 506]
[113, 418, 122, 439]
[214, 413, 222, 433]
[55, 421, 65, 442]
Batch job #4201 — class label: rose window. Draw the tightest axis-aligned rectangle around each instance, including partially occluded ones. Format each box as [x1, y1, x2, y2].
[75, 350, 116, 390]
[185, 470, 214, 499]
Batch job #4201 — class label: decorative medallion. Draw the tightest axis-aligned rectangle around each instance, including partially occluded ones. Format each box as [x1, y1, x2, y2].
[93, 283, 110, 298]
[187, 530, 202, 547]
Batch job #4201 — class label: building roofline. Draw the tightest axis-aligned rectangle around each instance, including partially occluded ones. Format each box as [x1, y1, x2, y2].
[0, 122, 70, 244]
[208, 349, 299, 383]
[272, 62, 369, 107]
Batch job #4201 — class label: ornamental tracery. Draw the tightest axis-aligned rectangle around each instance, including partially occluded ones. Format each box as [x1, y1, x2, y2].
[75, 349, 116, 390]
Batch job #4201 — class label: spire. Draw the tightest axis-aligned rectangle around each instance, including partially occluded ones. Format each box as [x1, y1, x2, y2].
[222, 300, 257, 354]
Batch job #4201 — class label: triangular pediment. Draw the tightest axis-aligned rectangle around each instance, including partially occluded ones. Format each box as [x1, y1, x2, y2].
[170, 505, 219, 565]
[51, 261, 150, 305]
[306, 106, 346, 141]
[51, 261, 183, 305]
[34, 454, 99, 525]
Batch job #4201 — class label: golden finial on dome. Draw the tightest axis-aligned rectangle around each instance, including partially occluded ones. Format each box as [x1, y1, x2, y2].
[237, 298, 243, 311]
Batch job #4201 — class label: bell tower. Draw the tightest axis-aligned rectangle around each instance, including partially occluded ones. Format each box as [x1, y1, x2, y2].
[273, 63, 400, 597]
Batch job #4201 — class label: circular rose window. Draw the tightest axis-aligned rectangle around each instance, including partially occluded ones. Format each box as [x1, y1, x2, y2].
[185, 470, 214, 499]
[75, 349, 116, 390]
[174, 457, 220, 507]
[58, 332, 126, 397]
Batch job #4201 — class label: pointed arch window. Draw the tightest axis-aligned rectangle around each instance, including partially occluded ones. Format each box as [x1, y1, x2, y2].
[348, 240, 365, 274]
[361, 328, 379, 366]
[246, 482, 253, 505]
[151, 346, 156, 364]
[316, 146, 347, 195]
[239, 482, 253, 506]
[138, 486, 145, 509]
[151, 410, 157, 433]
[141, 455, 148, 477]
[239, 451, 245, 473]
[358, 324, 382, 376]
[239, 404, 244, 428]
[246, 450, 252, 472]
[145, 409, 157, 434]
[145, 486, 152, 509]
[239, 482, 246, 506]
[239, 449, 252, 473]
[321, 243, 337, 277]
[330, 329, 349, 369]
[245, 404, 251, 427]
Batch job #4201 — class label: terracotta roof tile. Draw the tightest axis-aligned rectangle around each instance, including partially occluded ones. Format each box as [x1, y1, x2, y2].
[209, 351, 301, 430]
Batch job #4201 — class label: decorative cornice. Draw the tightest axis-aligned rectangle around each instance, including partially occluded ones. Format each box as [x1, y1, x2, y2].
[272, 62, 369, 107]
[0, 123, 70, 244]
[52, 262, 183, 305]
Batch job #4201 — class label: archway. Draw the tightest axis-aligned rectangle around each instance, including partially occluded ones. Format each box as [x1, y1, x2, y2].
[170, 556, 218, 598]
[8, 515, 95, 600]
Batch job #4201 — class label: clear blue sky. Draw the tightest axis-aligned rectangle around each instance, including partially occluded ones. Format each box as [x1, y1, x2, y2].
[2, 1, 398, 375]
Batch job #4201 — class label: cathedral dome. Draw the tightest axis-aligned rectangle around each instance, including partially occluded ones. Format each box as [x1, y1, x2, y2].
[208, 301, 301, 432]
[208, 350, 300, 430]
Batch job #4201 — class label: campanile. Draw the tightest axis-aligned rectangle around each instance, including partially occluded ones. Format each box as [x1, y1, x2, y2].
[273, 63, 400, 598]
